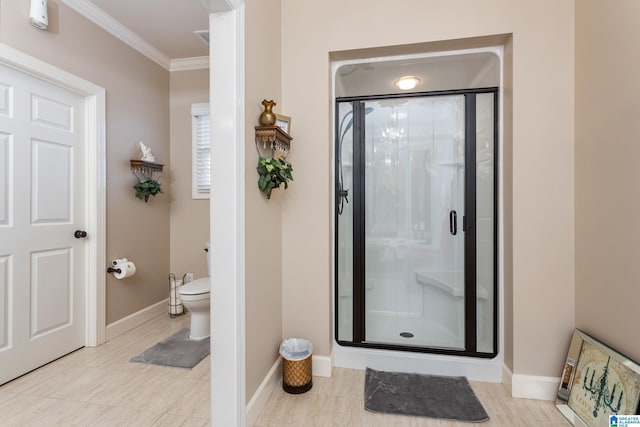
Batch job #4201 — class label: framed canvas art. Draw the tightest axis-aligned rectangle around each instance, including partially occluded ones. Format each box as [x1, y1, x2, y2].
[556, 329, 640, 427]
[275, 113, 291, 134]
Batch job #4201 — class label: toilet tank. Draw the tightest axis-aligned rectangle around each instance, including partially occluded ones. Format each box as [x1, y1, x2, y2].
[205, 241, 211, 276]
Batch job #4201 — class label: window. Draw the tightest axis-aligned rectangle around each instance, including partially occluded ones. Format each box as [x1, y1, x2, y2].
[192, 103, 210, 199]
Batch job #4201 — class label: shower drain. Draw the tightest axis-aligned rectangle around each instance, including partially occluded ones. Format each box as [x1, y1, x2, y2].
[399, 332, 414, 338]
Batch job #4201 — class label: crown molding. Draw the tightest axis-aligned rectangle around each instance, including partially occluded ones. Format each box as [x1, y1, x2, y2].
[59, 0, 171, 70]
[170, 56, 210, 72]
[200, 0, 244, 12]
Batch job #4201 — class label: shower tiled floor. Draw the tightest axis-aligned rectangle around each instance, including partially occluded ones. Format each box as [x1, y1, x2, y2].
[0, 313, 571, 426]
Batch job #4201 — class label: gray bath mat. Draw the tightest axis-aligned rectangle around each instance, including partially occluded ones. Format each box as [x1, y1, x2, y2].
[364, 368, 489, 422]
[130, 328, 209, 369]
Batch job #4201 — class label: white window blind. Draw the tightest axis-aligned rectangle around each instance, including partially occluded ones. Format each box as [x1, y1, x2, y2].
[192, 103, 210, 199]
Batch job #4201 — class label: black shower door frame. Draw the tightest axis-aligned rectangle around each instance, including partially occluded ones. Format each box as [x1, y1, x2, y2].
[334, 87, 499, 358]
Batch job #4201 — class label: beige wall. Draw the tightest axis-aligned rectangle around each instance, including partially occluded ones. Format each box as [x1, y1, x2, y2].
[575, 1, 640, 361]
[244, 0, 284, 403]
[0, 0, 171, 324]
[280, 0, 575, 377]
[169, 69, 209, 279]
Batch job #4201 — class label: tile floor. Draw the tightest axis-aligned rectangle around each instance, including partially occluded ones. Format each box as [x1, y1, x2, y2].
[255, 369, 572, 427]
[0, 313, 571, 426]
[0, 314, 209, 426]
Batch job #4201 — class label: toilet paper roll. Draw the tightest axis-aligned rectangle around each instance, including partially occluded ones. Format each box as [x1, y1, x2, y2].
[171, 279, 183, 290]
[169, 293, 183, 313]
[113, 259, 136, 279]
[169, 279, 183, 315]
[169, 295, 183, 315]
[171, 279, 182, 302]
[112, 258, 127, 267]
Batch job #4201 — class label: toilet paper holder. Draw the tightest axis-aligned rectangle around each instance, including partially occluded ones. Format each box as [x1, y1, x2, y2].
[168, 273, 187, 318]
[107, 258, 137, 279]
[107, 258, 125, 274]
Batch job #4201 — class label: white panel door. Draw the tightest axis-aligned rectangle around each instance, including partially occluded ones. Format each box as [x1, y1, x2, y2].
[0, 64, 85, 385]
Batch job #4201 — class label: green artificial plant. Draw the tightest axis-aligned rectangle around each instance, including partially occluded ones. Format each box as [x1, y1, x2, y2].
[257, 156, 293, 199]
[133, 177, 163, 202]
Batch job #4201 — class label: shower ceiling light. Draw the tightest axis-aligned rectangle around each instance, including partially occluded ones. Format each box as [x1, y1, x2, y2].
[394, 76, 420, 90]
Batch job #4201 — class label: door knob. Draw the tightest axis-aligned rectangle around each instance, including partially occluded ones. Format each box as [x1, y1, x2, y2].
[74, 230, 87, 239]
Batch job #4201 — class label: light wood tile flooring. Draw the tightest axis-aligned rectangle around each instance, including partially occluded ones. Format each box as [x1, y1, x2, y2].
[255, 369, 572, 427]
[0, 313, 210, 426]
[1, 313, 571, 426]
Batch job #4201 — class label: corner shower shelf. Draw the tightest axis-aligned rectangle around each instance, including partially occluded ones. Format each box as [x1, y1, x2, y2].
[415, 270, 488, 300]
[436, 161, 464, 168]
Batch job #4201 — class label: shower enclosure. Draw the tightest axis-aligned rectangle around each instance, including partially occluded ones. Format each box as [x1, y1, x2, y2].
[335, 89, 497, 357]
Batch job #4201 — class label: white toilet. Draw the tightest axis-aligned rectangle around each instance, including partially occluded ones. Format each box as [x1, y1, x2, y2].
[179, 243, 211, 340]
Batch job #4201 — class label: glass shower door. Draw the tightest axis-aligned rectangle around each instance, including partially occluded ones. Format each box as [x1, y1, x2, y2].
[336, 89, 497, 356]
[363, 96, 466, 349]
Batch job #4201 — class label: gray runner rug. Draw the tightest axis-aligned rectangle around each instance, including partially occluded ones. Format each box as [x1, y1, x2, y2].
[364, 368, 489, 422]
[130, 328, 209, 369]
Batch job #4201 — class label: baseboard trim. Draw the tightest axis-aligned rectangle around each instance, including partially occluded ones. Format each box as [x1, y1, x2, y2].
[244, 353, 332, 424]
[503, 364, 560, 401]
[105, 298, 169, 341]
[312, 354, 332, 377]
[334, 344, 502, 382]
[246, 357, 281, 426]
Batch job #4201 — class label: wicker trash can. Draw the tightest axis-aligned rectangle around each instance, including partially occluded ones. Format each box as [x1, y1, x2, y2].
[280, 338, 313, 394]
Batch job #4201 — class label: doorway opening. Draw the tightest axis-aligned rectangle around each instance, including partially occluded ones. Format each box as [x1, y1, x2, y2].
[0, 44, 107, 385]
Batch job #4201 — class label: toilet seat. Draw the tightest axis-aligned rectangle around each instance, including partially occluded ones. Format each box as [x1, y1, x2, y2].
[179, 277, 210, 296]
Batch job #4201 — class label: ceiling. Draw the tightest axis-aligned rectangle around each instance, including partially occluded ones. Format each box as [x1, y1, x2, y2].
[85, 0, 210, 61]
[69, 2, 498, 84]
[335, 52, 500, 98]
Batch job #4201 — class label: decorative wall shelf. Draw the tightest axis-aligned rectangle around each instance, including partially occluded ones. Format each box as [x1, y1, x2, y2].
[130, 160, 164, 180]
[255, 125, 294, 199]
[255, 125, 293, 159]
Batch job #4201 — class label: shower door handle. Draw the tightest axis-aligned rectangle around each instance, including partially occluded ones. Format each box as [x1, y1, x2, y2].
[449, 210, 457, 235]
